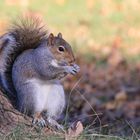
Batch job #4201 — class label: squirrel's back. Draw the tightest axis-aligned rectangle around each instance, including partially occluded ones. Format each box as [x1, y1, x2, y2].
[0, 17, 48, 100]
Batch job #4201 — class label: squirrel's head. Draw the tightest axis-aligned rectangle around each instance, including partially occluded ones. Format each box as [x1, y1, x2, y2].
[47, 33, 75, 65]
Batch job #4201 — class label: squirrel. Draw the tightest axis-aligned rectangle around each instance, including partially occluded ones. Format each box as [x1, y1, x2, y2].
[0, 17, 80, 130]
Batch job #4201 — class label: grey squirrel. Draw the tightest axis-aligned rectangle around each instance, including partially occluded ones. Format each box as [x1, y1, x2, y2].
[0, 17, 80, 130]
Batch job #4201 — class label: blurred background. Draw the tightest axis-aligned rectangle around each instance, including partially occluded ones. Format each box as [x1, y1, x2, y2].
[0, 0, 140, 138]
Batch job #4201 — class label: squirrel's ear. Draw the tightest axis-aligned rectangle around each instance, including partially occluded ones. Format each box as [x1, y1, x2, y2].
[48, 33, 54, 46]
[57, 33, 62, 38]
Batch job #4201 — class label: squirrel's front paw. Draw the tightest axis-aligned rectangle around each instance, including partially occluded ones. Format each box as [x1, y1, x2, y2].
[65, 65, 79, 75]
[72, 64, 80, 73]
[65, 64, 80, 75]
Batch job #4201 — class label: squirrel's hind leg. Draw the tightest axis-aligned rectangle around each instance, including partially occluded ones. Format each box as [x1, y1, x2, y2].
[32, 112, 64, 131]
[46, 116, 65, 132]
[32, 112, 46, 127]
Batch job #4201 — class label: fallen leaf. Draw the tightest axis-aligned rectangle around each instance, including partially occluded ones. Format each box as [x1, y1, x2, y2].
[115, 91, 127, 102]
[66, 121, 83, 140]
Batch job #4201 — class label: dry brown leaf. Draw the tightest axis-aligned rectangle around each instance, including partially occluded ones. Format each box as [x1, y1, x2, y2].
[115, 91, 127, 102]
[65, 121, 83, 140]
[105, 101, 117, 110]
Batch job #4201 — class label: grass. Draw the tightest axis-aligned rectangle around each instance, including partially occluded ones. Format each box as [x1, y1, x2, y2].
[0, 124, 138, 140]
[0, 0, 140, 53]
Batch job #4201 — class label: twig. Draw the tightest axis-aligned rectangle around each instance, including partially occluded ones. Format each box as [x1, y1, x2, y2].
[125, 120, 139, 139]
[64, 76, 83, 125]
[75, 88, 102, 132]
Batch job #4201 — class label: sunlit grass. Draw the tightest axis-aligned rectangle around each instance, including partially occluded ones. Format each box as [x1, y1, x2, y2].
[0, 0, 140, 47]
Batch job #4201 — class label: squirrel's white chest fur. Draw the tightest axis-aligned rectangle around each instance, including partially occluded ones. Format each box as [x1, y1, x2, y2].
[29, 79, 65, 118]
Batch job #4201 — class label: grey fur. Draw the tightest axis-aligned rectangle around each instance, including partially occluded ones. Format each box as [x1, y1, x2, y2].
[12, 44, 79, 116]
[0, 17, 80, 128]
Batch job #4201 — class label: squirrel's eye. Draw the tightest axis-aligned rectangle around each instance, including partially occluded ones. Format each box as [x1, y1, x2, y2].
[58, 46, 65, 52]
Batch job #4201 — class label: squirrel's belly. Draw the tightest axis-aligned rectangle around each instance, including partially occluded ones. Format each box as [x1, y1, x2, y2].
[28, 79, 65, 117]
[46, 84, 65, 118]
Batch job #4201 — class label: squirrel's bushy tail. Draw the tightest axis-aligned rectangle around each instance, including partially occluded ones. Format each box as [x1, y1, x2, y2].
[0, 17, 48, 100]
